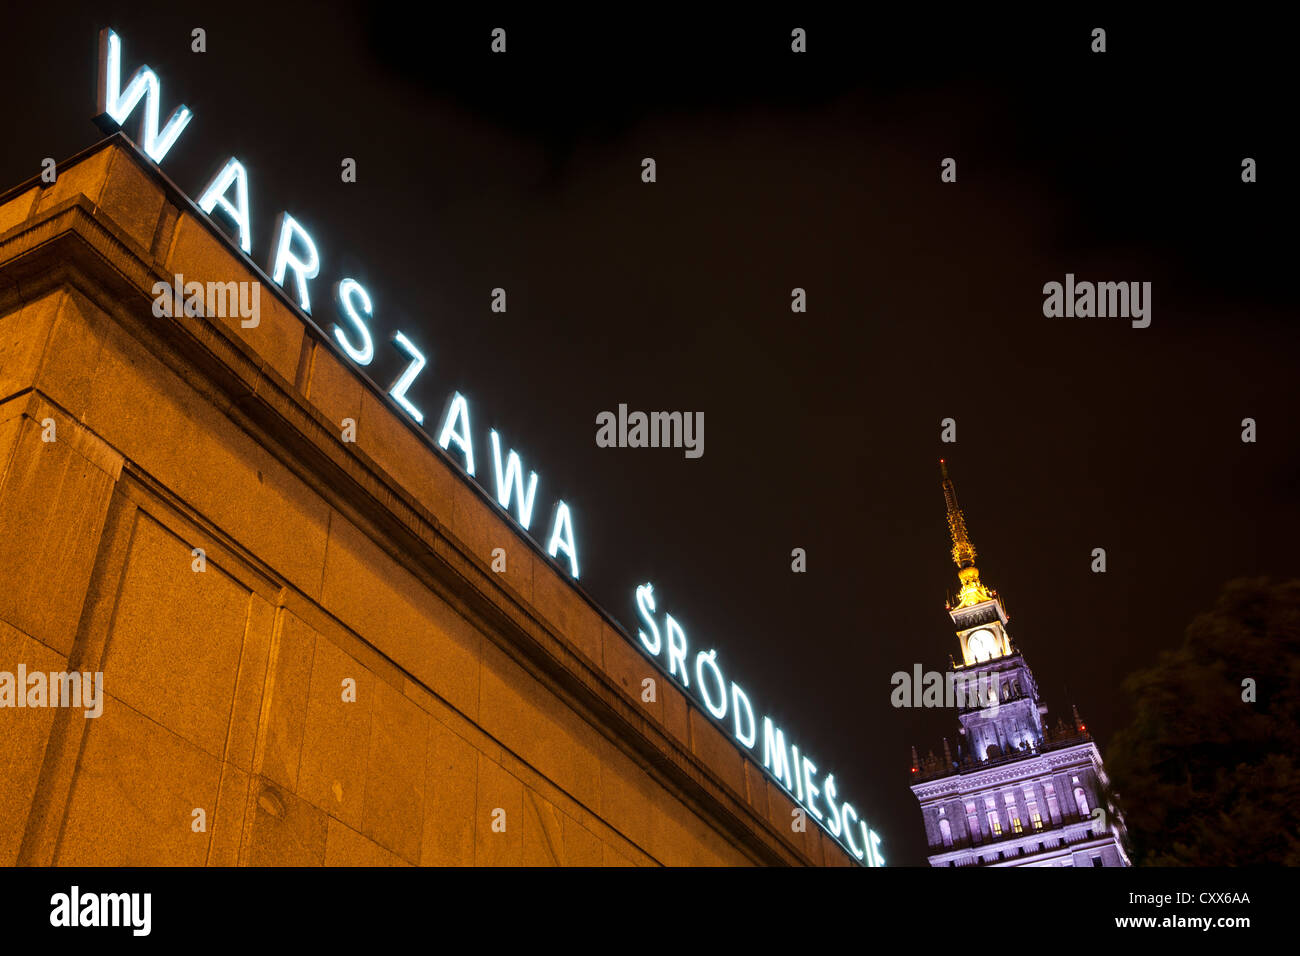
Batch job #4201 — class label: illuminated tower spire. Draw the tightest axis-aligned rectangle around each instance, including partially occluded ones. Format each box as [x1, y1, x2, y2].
[939, 460, 994, 608]
[912, 465, 1132, 867]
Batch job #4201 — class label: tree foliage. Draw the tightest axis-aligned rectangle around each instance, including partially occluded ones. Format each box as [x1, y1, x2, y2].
[1106, 578, 1300, 865]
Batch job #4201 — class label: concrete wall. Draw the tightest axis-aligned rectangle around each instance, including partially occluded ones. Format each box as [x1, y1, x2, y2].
[0, 138, 852, 866]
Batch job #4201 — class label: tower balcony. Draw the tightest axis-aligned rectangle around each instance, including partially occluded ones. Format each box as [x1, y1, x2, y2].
[934, 823, 1120, 866]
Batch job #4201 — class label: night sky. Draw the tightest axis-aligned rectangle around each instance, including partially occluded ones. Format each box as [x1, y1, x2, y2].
[2, 5, 1296, 865]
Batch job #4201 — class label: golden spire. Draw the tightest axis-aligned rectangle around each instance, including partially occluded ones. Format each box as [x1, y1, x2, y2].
[940, 460, 994, 608]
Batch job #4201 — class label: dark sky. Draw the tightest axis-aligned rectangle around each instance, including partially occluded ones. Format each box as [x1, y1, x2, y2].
[3, 5, 1296, 865]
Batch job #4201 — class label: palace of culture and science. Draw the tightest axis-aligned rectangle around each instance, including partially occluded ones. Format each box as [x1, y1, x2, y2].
[909, 462, 1132, 867]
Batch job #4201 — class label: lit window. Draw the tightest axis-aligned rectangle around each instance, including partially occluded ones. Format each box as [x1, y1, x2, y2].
[1012, 816, 1023, 834]
[1031, 811, 1043, 830]
[987, 811, 1002, 837]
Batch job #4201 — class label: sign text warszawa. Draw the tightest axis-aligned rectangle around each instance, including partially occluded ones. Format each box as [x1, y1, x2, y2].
[90, 27, 884, 865]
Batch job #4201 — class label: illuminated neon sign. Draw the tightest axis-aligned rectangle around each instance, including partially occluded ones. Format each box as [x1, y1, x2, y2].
[94, 27, 579, 580]
[635, 584, 885, 865]
[91, 27, 880, 864]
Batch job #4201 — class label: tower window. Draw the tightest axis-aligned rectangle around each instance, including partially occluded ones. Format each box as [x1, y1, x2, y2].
[986, 811, 1002, 837]
[1004, 791, 1020, 832]
[939, 818, 953, 848]
[1074, 787, 1090, 818]
[1092, 856, 1103, 867]
[1024, 788, 1042, 830]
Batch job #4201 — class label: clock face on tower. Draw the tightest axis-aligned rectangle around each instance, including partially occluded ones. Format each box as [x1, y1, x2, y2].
[966, 628, 998, 663]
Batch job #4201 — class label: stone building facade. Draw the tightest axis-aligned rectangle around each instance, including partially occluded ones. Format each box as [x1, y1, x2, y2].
[0, 136, 855, 866]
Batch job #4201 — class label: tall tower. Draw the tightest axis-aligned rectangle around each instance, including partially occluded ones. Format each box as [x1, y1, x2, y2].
[909, 462, 1131, 867]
